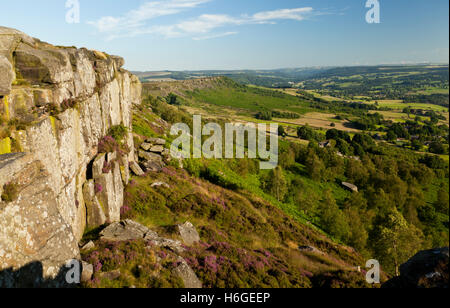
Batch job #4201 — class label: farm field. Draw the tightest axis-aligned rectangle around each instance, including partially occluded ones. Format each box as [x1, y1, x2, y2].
[365, 100, 449, 112]
[274, 112, 360, 133]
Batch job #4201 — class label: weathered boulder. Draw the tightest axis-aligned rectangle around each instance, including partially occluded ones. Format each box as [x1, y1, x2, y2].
[81, 241, 95, 252]
[140, 142, 152, 151]
[138, 149, 165, 172]
[81, 261, 94, 283]
[139, 150, 163, 162]
[383, 247, 449, 288]
[129, 161, 145, 176]
[299, 246, 323, 255]
[141, 160, 165, 173]
[100, 220, 159, 242]
[177, 222, 200, 246]
[146, 137, 166, 145]
[150, 145, 164, 154]
[149, 237, 185, 253]
[151, 182, 170, 189]
[173, 257, 202, 288]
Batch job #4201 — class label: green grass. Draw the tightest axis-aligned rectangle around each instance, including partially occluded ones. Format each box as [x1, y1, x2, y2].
[366, 100, 448, 112]
[186, 82, 313, 115]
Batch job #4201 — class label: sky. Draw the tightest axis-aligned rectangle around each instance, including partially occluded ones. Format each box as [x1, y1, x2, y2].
[1, 0, 449, 71]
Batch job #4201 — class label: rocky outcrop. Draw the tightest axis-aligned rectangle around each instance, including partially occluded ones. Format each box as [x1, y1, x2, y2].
[0, 26, 141, 283]
[100, 220, 185, 253]
[97, 220, 201, 287]
[137, 137, 183, 172]
[173, 257, 203, 288]
[100, 220, 159, 242]
[383, 247, 449, 288]
[177, 222, 200, 246]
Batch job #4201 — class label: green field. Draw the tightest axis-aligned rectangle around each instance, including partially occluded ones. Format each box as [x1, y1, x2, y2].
[186, 83, 313, 115]
[366, 100, 449, 112]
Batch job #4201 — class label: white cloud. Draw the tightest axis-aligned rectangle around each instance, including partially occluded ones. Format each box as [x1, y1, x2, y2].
[193, 31, 238, 41]
[88, 0, 211, 33]
[251, 7, 313, 22]
[89, 2, 315, 40]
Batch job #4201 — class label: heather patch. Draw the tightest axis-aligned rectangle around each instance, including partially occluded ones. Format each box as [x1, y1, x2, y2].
[81, 240, 184, 288]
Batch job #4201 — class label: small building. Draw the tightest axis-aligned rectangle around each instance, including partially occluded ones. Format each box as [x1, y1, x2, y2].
[319, 140, 332, 148]
[342, 182, 358, 193]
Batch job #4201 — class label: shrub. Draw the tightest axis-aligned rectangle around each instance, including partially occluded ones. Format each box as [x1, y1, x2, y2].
[108, 125, 128, 143]
[1, 182, 19, 203]
[98, 136, 119, 153]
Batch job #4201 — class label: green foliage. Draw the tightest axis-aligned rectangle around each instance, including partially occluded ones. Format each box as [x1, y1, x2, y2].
[297, 125, 322, 141]
[108, 125, 128, 143]
[370, 208, 424, 275]
[255, 111, 272, 121]
[1, 182, 19, 203]
[166, 93, 181, 106]
[262, 166, 288, 201]
[318, 190, 350, 242]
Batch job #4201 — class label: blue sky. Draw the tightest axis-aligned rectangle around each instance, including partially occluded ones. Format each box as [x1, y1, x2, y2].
[1, 0, 449, 71]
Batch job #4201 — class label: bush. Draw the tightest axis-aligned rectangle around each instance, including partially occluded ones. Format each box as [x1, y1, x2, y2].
[108, 125, 128, 143]
[1, 182, 19, 203]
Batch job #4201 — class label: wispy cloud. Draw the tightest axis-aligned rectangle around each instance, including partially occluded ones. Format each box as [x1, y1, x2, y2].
[88, 0, 211, 33]
[89, 1, 315, 40]
[193, 31, 238, 41]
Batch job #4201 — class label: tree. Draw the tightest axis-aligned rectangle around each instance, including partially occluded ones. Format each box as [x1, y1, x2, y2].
[326, 129, 351, 142]
[166, 93, 180, 105]
[411, 139, 423, 151]
[318, 190, 349, 241]
[297, 125, 317, 141]
[278, 125, 287, 138]
[265, 166, 288, 202]
[305, 153, 325, 181]
[386, 130, 397, 142]
[352, 133, 375, 151]
[255, 111, 272, 121]
[371, 209, 423, 276]
[429, 141, 447, 155]
[344, 208, 368, 252]
[435, 184, 449, 215]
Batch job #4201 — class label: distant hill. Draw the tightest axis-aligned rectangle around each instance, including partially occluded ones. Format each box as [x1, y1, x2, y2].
[133, 67, 329, 88]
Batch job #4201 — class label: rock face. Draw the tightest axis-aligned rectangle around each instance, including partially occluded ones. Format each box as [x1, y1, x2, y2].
[0, 162, 80, 287]
[0, 26, 141, 284]
[383, 247, 449, 288]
